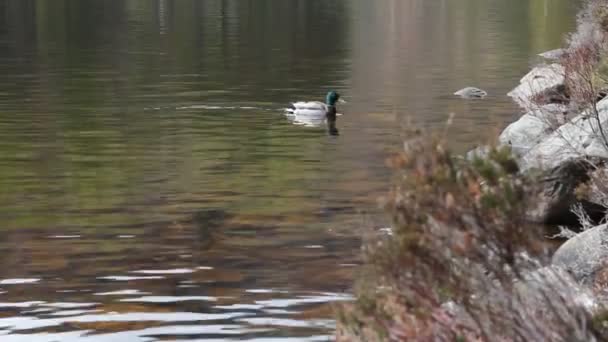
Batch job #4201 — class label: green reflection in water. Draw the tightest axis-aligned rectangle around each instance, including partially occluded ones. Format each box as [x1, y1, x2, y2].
[0, 0, 353, 231]
[0, 0, 583, 339]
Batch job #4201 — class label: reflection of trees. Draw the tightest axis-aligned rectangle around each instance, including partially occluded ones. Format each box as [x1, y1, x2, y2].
[527, 0, 579, 52]
[0, 0, 578, 230]
[0, 0, 581, 304]
[0, 0, 351, 229]
[349, 0, 577, 147]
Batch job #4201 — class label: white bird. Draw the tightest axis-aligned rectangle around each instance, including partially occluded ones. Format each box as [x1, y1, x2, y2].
[285, 91, 344, 117]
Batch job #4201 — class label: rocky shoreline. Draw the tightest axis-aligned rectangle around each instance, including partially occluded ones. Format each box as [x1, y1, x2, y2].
[338, 2, 608, 340]
[487, 55, 608, 316]
[482, 3, 608, 310]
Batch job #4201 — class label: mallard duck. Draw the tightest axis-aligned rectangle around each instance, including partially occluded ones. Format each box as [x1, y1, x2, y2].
[285, 91, 344, 117]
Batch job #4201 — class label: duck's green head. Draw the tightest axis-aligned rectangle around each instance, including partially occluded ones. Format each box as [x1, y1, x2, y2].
[326, 91, 341, 106]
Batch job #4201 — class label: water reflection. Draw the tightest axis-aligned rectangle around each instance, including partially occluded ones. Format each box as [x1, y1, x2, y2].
[0, 0, 578, 340]
[349, 0, 579, 149]
[284, 114, 340, 136]
[327, 114, 340, 136]
[0, 285, 351, 340]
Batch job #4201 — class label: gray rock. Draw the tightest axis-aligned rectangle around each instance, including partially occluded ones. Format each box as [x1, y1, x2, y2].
[552, 224, 608, 284]
[439, 266, 601, 341]
[538, 48, 566, 61]
[510, 266, 601, 341]
[521, 98, 608, 172]
[454, 87, 487, 99]
[508, 64, 565, 110]
[499, 111, 554, 158]
[517, 266, 598, 313]
[465, 145, 491, 161]
[498, 96, 608, 225]
[498, 71, 608, 226]
[586, 168, 608, 207]
[498, 104, 570, 160]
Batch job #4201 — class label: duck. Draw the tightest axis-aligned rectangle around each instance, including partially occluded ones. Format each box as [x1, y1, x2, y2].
[285, 91, 344, 118]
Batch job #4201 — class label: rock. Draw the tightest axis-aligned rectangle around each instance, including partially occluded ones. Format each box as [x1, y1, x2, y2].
[497, 94, 608, 225]
[540, 103, 572, 125]
[552, 224, 608, 284]
[538, 48, 566, 60]
[530, 84, 570, 106]
[585, 167, 608, 207]
[454, 87, 487, 99]
[508, 64, 565, 110]
[499, 111, 554, 158]
[516, 266, 598, 313]
[501, 97, 608, 226]
[527, 157, 606, 225]
[439, 267, 600, 340]
[498, 104, 569, 158]
[520, 98, 608, 172]
[465, 145, 491, 161]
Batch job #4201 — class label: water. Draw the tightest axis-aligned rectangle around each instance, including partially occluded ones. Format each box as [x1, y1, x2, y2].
[0, 0, 577, 340]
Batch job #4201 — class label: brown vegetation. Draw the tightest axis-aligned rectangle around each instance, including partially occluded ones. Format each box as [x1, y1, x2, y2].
[561, 0, 608, 118]
[337, 1, 608, 340]
[336, 135, 605, 341]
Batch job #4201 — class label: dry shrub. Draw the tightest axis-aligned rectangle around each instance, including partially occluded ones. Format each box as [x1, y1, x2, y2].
[592, 0, 608, 33]
[530, 84, 570, 107]
[569, 0, 608, 51]
[563, 0, 608, 107]
[558, 0, 608, 151]
[562, 40, 602, 109]
[337, 135, 604, 341]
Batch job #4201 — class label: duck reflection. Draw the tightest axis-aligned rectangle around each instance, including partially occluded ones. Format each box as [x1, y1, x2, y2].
[286, 113, 340, 136]
[326, 105, 339, 136]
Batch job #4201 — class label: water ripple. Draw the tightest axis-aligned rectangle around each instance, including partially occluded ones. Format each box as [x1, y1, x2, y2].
[120, 296, 219, 303]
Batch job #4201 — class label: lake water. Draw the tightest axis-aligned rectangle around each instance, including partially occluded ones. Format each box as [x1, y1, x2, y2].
[0, 0, 577, 340]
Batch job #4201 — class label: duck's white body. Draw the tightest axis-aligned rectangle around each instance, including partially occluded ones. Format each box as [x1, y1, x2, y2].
[285, 101, 329, 117]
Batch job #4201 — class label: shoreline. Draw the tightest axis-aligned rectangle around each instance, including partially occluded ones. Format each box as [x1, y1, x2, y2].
[337, 1, 608, 340]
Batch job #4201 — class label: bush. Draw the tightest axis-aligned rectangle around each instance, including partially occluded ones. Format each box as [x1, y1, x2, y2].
[563, 0, 608, 109]
[337, 135, 603, 341]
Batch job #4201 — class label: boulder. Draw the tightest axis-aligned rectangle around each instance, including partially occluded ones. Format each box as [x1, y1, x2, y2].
[465, 145, 491, 161]
[498, 94, 608, 226]
[520, 98, 608, 172]
[498, 109, 556, 158]
[508, 64, 565, 110]
[585, 168, 608, 208]
[538, 48, 566, 61]
[552, 224, 608, 284]
[517, 266, 598, 313]
[498, 89, 608, 225]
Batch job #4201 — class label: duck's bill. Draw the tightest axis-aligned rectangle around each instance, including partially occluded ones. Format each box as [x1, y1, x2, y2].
[338, 98, 347, 104]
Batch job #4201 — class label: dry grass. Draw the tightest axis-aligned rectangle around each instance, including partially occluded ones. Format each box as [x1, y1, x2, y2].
[336, 2, 608, 340]
[336, 135, 604, 341]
